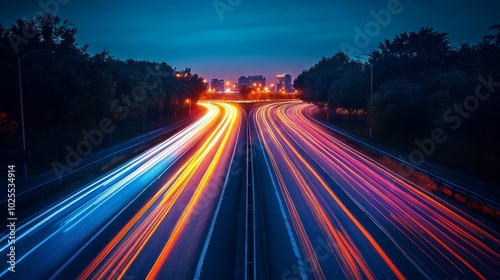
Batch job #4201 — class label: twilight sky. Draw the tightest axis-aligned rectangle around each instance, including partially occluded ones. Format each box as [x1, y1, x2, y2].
[1, 0, 499, 83]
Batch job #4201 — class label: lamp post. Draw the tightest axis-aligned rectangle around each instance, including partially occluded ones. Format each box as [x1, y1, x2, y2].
[356, 55, 373, 142]
[17, 49, 52, 181]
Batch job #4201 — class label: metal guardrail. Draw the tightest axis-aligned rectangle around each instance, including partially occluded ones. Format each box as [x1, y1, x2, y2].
[310, 116, 500, 218]
[245, 115, 257, 280]
[1, 118, 192, 204]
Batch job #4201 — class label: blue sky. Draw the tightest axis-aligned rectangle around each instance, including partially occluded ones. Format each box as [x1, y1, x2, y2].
[1, 0, 499, 83]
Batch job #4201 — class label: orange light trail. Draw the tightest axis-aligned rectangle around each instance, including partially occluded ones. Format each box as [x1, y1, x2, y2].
[254, 103, 399, 279]
[78, 102, 241, 279]
[252, 101, 499, 279]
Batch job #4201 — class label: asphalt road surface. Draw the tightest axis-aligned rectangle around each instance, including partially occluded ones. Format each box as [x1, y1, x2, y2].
[250, 101, 499, 280]
[1, 102, 247, 279]
[1, 101, 498, 279]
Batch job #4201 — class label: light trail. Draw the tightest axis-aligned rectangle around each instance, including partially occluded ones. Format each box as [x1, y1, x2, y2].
[251, 101, 500, 279]
[79, 102, 241, 279]
[2, 100, 497, 279]
[253, 103, 398, 279]
[0, 102, 242, 279]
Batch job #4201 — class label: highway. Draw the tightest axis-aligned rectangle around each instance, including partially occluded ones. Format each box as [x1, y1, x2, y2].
[250, 101, 500, 279]
[1, 100, 499, 279]
[1, 102, 247, 279]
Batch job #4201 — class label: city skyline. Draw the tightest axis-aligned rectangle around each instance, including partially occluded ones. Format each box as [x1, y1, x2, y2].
[1, 0, 499, 82]
[205, 74, 294, 92]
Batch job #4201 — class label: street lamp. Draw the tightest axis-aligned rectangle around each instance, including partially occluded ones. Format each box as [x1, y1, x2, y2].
[186, 98, 191, 117]
[17, 49, 53, 181]
[356, 55, 373, 142]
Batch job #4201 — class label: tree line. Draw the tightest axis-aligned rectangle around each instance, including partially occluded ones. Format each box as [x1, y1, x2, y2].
[295, 26, 500, 132]
[294, 25, 500, 136]
[0, 13, 206, 150]
[293, 26, 500, 180]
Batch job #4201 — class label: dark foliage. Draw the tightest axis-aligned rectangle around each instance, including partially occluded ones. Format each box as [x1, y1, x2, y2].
[295, 26, 500, 177]
[295, 26, 500, 134]
[0, 14, 205, 149]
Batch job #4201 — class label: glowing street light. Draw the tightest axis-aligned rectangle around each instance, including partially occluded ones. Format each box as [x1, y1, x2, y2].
[185, 98, 191, 117]
[270, 84, 275, 92]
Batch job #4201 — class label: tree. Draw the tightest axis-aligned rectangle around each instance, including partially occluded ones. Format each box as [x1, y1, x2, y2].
[239, 85, 251, 100]
[328, 62, 367, 117]
[0, 13, 207, 154]
[294, 51, 352, 104]
[369, 76, 430, 134]
[483, 24, 500, 47]
[371, 27, 453, 83]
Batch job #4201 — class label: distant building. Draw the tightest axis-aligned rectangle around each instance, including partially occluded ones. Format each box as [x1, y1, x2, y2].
[276, 73, 292, 93]
[211, 79, 225, 92]
[238, 76, 247, 88]
[238, 75, 266, 89]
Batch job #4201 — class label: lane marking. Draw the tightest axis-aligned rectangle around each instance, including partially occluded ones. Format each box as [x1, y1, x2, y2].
[250, 106, 308, 280]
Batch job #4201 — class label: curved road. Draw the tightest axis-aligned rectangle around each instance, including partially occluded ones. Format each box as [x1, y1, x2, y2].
[1, 102, 246, 279]
[2, 101, 498, 279]
[250, 101, 499, 280]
